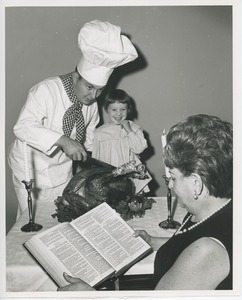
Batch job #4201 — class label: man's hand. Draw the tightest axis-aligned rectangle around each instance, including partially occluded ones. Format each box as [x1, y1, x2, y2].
[57, 273, 95, 291]
[55, 135, 87, 161]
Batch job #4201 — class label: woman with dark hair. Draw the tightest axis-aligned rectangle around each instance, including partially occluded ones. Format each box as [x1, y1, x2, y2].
[58, 114, 233, 291]
[150, 114, 233, 290]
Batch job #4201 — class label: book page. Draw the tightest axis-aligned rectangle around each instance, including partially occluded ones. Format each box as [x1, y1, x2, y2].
[71, 203, 151, 272]
[25, 222, 115, 287]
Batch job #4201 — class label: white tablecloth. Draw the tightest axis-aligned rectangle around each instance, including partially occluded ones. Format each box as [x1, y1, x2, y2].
[6, 197, 186, 292]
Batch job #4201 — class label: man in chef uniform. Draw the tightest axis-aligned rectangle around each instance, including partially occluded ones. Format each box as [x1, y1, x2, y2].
[8, 20, 138, 218]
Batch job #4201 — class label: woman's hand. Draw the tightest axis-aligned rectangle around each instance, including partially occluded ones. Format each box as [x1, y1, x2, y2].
[57, 273, 95, 291]
[133, 230, 169, 250]
[133, 229, 151, 244]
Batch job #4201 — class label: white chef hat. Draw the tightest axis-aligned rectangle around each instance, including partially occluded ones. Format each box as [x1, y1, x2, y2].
[77, 20, 138, 86]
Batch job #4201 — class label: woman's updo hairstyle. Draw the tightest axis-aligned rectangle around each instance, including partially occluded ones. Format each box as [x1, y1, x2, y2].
[164, 114, 232, 199]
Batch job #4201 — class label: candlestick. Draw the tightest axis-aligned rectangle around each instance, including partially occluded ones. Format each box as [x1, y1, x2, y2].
[21, 179, 43, 232]
[21, 141, 42, 232]
[161, 129, 170, 178]
[159, 175, 181, 229]
[23, 141, 30, 182]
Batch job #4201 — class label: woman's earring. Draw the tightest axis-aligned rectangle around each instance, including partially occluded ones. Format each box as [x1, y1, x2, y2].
[193, 191, 198, 200]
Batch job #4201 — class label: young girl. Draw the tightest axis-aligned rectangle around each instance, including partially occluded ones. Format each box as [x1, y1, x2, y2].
[92, 89, 151, 193]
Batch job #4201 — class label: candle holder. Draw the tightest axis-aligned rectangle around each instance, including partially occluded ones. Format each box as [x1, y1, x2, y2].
[159, 175, 181, 229]
[21, 179, 43, 232]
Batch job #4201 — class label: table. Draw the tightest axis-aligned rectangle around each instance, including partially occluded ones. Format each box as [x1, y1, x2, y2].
[6, 197, 186, 292]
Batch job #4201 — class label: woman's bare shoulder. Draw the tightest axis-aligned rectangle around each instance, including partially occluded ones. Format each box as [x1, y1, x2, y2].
[155, 237, 230, 290]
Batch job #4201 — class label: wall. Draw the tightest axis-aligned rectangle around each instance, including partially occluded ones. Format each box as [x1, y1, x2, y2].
[5, 6, 232, 233]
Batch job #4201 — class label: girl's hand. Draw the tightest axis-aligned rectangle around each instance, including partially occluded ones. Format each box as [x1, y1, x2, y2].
[120, 120, 132, 133]
[133, 230, 151, 244]
[57, 273, 95, 291]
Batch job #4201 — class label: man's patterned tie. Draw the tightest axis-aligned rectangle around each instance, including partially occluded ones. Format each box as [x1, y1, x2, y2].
[60, 73, 85, 143]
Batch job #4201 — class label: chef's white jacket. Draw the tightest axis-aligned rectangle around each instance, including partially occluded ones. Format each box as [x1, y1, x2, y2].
[8, 76, 100, 190]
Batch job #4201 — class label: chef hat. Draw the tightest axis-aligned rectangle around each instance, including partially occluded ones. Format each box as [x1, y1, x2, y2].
[77, 20, 138, 86]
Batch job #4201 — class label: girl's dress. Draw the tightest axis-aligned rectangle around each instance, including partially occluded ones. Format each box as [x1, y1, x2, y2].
[92, 121, 151, 193]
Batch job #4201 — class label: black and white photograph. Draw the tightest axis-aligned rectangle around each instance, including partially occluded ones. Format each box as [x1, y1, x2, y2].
[1, 0, 241, 299]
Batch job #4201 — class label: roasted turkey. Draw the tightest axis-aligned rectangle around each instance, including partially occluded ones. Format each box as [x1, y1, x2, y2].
[52, 157, 155, 222]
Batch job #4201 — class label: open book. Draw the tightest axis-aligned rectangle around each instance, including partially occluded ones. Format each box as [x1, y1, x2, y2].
[24, 202, 152, 288]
